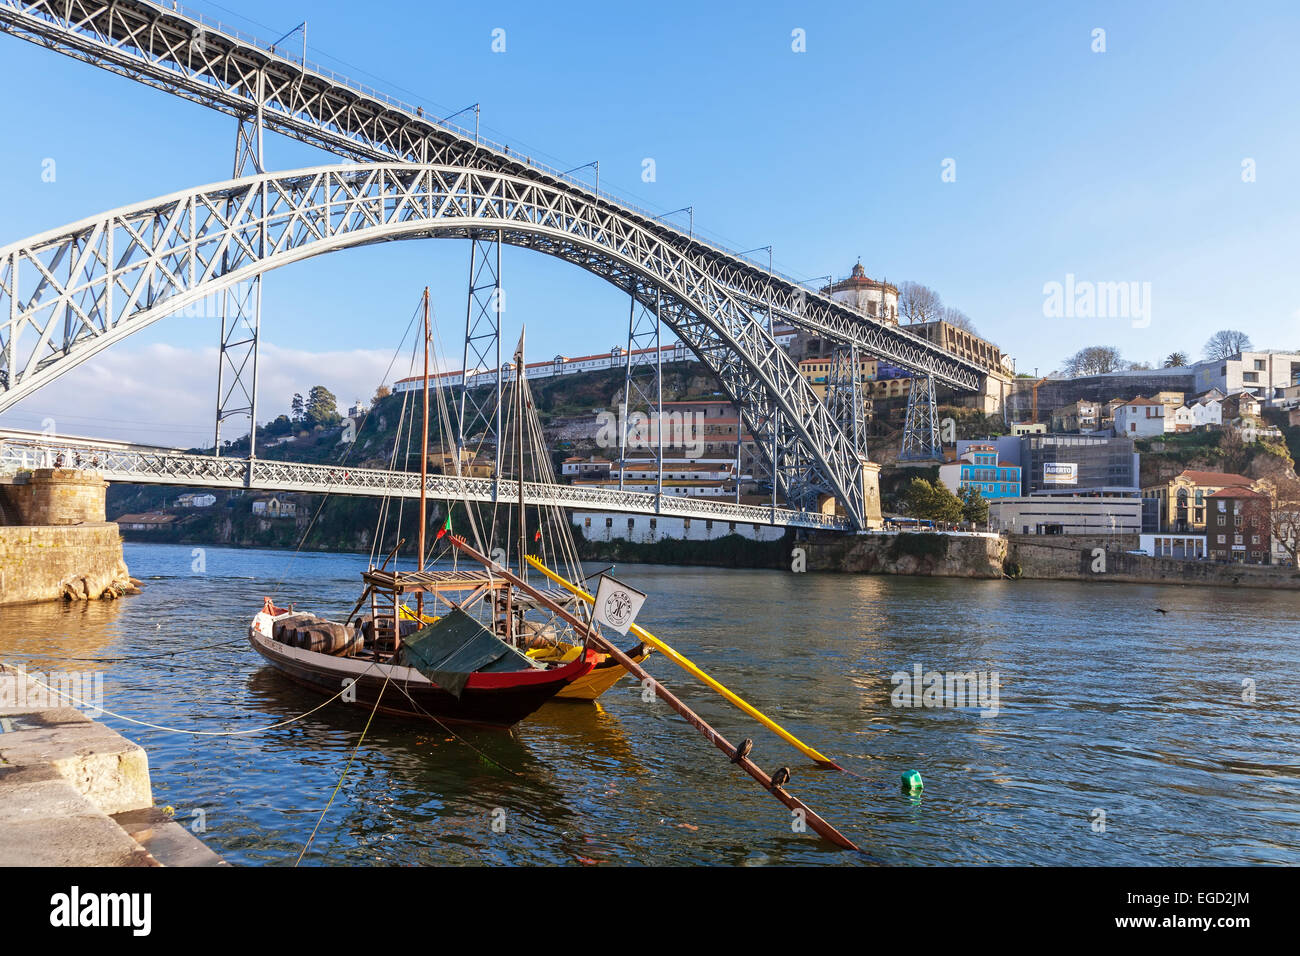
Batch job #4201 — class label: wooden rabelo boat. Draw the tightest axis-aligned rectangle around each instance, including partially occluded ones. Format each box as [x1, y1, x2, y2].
[246, 290, 609, 727]
[245, 289, 862, 849]
[248, 567, 599, 728]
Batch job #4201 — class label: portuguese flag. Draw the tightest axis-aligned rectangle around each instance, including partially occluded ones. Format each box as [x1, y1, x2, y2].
[435, 514, 452, 540]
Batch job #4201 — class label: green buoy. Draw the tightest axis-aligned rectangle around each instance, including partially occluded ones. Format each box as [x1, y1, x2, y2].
[901, 770, 924, 792]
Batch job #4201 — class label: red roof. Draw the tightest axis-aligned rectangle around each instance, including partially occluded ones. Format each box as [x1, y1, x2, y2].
[1177, 470, 1253, 486]
[1206, 487, 1267, 499]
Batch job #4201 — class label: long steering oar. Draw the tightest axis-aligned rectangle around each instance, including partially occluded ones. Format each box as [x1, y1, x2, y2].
[453, 538, 858, 851]
[526, 554, 845, 771]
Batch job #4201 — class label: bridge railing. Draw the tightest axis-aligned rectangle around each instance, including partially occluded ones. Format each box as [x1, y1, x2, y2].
[0, 435, 849, 530]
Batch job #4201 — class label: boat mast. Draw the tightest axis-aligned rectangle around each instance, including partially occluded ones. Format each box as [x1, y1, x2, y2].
[417, 286, 430, 619]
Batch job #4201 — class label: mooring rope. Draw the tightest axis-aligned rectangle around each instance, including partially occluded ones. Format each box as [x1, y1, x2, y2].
[1, 661, 369, 736]
[294, 670, 391, 866]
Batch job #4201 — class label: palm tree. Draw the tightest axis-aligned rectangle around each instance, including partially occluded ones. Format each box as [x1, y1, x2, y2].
[1163, 351, 1189, 368]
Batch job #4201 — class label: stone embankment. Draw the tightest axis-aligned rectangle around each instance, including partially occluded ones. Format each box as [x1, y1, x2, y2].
[0, 665, 224, 866]
[801, 531, 1007, 577]
[1005, 534, 1300, 590]
[0, 468, 140, 605]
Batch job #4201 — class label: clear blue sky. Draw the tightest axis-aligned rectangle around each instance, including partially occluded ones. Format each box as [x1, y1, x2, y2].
[2, 0, 1299, 443]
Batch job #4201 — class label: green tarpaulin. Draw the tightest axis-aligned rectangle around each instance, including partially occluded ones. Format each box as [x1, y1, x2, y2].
[398, 608, 539, 697]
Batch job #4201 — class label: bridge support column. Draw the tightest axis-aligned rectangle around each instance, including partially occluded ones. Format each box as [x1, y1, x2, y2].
[459, 231, 504, 493]
[618, 284, 662, 503]
[214, 102, 265, 464]
[825, 344, 868, 460]
[860, 459, 883, 529]
[899, 373, 942, 462]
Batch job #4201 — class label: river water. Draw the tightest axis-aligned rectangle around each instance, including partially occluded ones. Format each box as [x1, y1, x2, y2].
[1, 541, 1297, 865]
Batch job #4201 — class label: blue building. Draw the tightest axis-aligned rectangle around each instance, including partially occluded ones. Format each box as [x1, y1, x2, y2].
[939, 443, 1022, 499]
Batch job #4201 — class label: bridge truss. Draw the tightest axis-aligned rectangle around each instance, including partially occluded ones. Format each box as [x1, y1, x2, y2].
[0, 0, 987, 529]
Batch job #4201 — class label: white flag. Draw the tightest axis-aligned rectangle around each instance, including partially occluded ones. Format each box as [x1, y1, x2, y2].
[592, 574, 647, 636]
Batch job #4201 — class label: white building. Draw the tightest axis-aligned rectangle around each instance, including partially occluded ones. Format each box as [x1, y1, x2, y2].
[1112, 396, 1167, 437]
[392, 328, 796, 397]
[823, 261, 899, 322]
[1168, 404, 1196, 432]
[1137, 533, 1207, 559]
[175, 493, 216, 508]
[573, 512, 784, 544]
[252, 496, 296, 518]
[990, 496, 1144, 534]
[1188, 395, 1223, 428]
[1192, 350, 1300, 403]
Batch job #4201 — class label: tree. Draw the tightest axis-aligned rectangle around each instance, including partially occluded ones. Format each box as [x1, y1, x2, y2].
[1218, 424, 1249, 474]
[1164, 351, 1190, 368]
[1128, 360, 1153, 370]
[1204, 329, 1252, 360]
[290, 392, 305, 421]
[1062, 345, 1126, 377]
[1267, 476, 1300, 568]
[372, 385, 392, 404]
[942, 307, 978, 335]
[903, 477, 964, 524]
[304, 385, 342, 428]
[898, 281, 944, 325]
[958, 485, 989, 526]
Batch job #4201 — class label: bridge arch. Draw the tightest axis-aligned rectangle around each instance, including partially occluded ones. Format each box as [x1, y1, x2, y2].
[0, 164, 869, 524]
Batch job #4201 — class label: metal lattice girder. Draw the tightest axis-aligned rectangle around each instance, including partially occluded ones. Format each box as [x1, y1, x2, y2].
[214, 112, 265, 459]
[0, 431, 850, 530]
[458, 232, 502, 472]
[619, 281, 661, 493]
[900, 374, 942, 461]
[0, 0, 985, 391]
[0, 163, 876, 526]
[824, 344, 867, 460]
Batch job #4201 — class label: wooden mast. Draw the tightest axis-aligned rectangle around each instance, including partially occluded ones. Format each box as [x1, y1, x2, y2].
[514, 327, 526, 584]
[417, 286, 430, 619]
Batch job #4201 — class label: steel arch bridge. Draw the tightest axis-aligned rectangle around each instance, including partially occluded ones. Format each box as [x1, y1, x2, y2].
[0, 0, 990, 529]
[0, 162, 891, 523]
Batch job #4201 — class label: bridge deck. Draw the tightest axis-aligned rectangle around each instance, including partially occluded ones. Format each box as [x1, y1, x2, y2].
[0, 432, 849, 531]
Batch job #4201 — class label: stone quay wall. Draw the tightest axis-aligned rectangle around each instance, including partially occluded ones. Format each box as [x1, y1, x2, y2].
[0, 469, 136, 605]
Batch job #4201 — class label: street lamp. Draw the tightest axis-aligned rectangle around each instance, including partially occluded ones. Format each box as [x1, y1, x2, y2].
[562, 160, 599, 199]
[652, 206, 694, 240]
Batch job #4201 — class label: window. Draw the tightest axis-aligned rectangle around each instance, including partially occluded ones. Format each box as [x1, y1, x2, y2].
[1254, 359, 1266, 371]
[628, 518, 635, 530]
[1217, 534, 1226, 544]
[605, 517, 613, 528]
[584, 517, 591, 527]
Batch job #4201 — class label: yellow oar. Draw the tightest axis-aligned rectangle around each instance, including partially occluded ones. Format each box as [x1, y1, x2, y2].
[526, 554, 836, 767]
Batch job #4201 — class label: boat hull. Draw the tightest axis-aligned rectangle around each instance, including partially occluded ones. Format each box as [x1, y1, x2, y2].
[555, 649, 651, 700]
[249, 614, 595, 728]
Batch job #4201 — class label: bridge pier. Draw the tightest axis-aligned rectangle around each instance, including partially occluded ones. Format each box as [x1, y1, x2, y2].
[0, 469, 137, 606]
